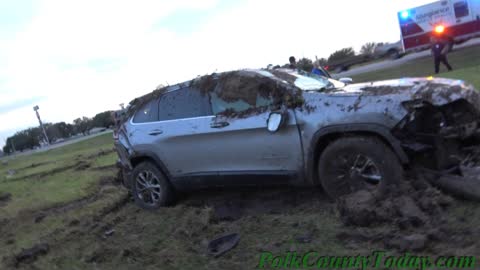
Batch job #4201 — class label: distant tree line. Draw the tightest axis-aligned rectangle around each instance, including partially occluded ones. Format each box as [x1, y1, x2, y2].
[2, 110, 114, 154]
[290, 42, 387, 73]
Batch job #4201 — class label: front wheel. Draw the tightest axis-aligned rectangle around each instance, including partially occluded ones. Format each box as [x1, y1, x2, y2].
[318, 136, 404, 199]
[131, 161, 175, 209]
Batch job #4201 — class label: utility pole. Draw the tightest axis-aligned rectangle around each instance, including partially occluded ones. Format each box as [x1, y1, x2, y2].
[11, 139, 16, 153]
[33, 105, 49, 146]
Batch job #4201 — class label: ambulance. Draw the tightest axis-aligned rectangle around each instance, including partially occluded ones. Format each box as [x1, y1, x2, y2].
[398, 0, 480, 52]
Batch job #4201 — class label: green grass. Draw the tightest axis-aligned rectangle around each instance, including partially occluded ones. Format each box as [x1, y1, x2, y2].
[352, 45, 480, 89]
[91, 152, 117, 168]
[0, 134, 114, 178]
[0, 133, 115, 217]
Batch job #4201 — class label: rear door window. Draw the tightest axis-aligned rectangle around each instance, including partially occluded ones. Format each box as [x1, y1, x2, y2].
[209, 73, 280, 115]
[132, 99, 159, 123]
[158, 87, 212, 121]
[454, 1, 469, 18]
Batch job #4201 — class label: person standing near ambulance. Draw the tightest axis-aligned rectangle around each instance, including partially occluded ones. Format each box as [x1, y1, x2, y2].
[430, 33, 453, 74]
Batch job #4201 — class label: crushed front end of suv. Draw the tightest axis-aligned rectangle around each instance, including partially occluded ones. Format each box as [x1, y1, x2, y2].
[113, 68, 480, 209]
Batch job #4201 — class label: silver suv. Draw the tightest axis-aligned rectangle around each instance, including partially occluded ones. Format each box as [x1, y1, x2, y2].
[114, 68, 480, 209]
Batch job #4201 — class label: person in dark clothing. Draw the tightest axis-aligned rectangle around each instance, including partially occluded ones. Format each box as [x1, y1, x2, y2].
[431, 35, 453, 74]
[288, 56, 297, 69]
[311, 60, 329, 77]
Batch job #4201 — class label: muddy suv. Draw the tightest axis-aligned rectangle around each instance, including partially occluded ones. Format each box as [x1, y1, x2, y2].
[114, 68, 480, 209]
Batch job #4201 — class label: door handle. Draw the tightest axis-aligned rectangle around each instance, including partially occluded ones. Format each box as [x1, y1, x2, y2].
[148, 129, 163, 136]
[210, 122, 229, 128]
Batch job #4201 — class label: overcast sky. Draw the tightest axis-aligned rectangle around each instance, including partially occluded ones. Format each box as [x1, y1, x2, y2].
[0, 0, 434, 147]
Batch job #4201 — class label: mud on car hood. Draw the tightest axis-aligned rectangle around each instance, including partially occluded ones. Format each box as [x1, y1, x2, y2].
[337, 77, 480, 108]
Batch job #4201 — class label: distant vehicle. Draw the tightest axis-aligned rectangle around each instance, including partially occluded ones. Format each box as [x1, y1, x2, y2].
[324, 54, 372, 73]
[113, 69, 480, 209]
[398, 0, 480, 52]
[374, 41, 404, 60]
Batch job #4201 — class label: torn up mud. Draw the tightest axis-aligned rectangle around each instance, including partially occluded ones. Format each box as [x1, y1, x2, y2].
[182, 186, 328, 222]
[18, 174, 125, 222]
[85, 148, 116, 159]
[5, 160, 96, 183]
[336, 170, 479, 253]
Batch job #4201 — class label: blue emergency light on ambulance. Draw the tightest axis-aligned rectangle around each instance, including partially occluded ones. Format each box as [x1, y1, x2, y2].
[400, 10, 410, 19]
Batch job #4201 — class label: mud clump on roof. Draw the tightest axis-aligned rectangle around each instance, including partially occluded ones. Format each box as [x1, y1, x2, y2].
[192, 70, 305, 118]
[361, 86, 411, 95]
[126, 86, 169, 118]
[269, 70, 297, 84]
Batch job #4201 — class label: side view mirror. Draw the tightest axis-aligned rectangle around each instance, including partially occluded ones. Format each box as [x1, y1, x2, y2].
[267, 112, 287, 133]
[339, 77, 353, 84]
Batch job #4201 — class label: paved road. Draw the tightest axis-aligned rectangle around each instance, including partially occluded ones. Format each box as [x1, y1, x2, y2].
[1, 130, 113, 160]
[336, 37, 480, 78]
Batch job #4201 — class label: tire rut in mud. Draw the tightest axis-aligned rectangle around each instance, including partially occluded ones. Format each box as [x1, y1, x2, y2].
[2, 174, 131, 269]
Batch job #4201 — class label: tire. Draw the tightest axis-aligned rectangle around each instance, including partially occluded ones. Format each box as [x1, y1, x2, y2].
[318, 136, 404, 199]
[388, 49, 400, 60]
[131, 161, 174, 209]
[334, 66, 348, 73]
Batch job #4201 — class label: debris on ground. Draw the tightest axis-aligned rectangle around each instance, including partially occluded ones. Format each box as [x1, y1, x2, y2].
[0, 192, 12, 207]
[6, 169, 16, 178]
[295, 233, 313, 244]
[0, 218, 9, 228]
[0, 192, 11, 202]
[386, 234, 428, 252]
[104, 229, 115, 238]
[33, 213, 46, 223]
[428, 166, 480, 202]
[14, 243, 49, 267]
[207, 233, 240, 258]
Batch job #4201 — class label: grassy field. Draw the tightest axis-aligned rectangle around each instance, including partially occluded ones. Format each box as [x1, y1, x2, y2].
[352, 45, 480, 89]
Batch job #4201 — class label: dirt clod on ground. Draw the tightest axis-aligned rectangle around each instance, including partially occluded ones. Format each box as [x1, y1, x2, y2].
[0, 192, 12, 202]
[386, 234, 427, 252]
[14, 243, 49, 267]
[6, 169, 16, 177]
[74, 160, 91, 171]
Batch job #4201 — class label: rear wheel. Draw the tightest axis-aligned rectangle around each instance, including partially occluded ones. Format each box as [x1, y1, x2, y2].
[388, 49, 400, 60]
[131, 161, 174, 209]
[318, 136, 403, 199]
